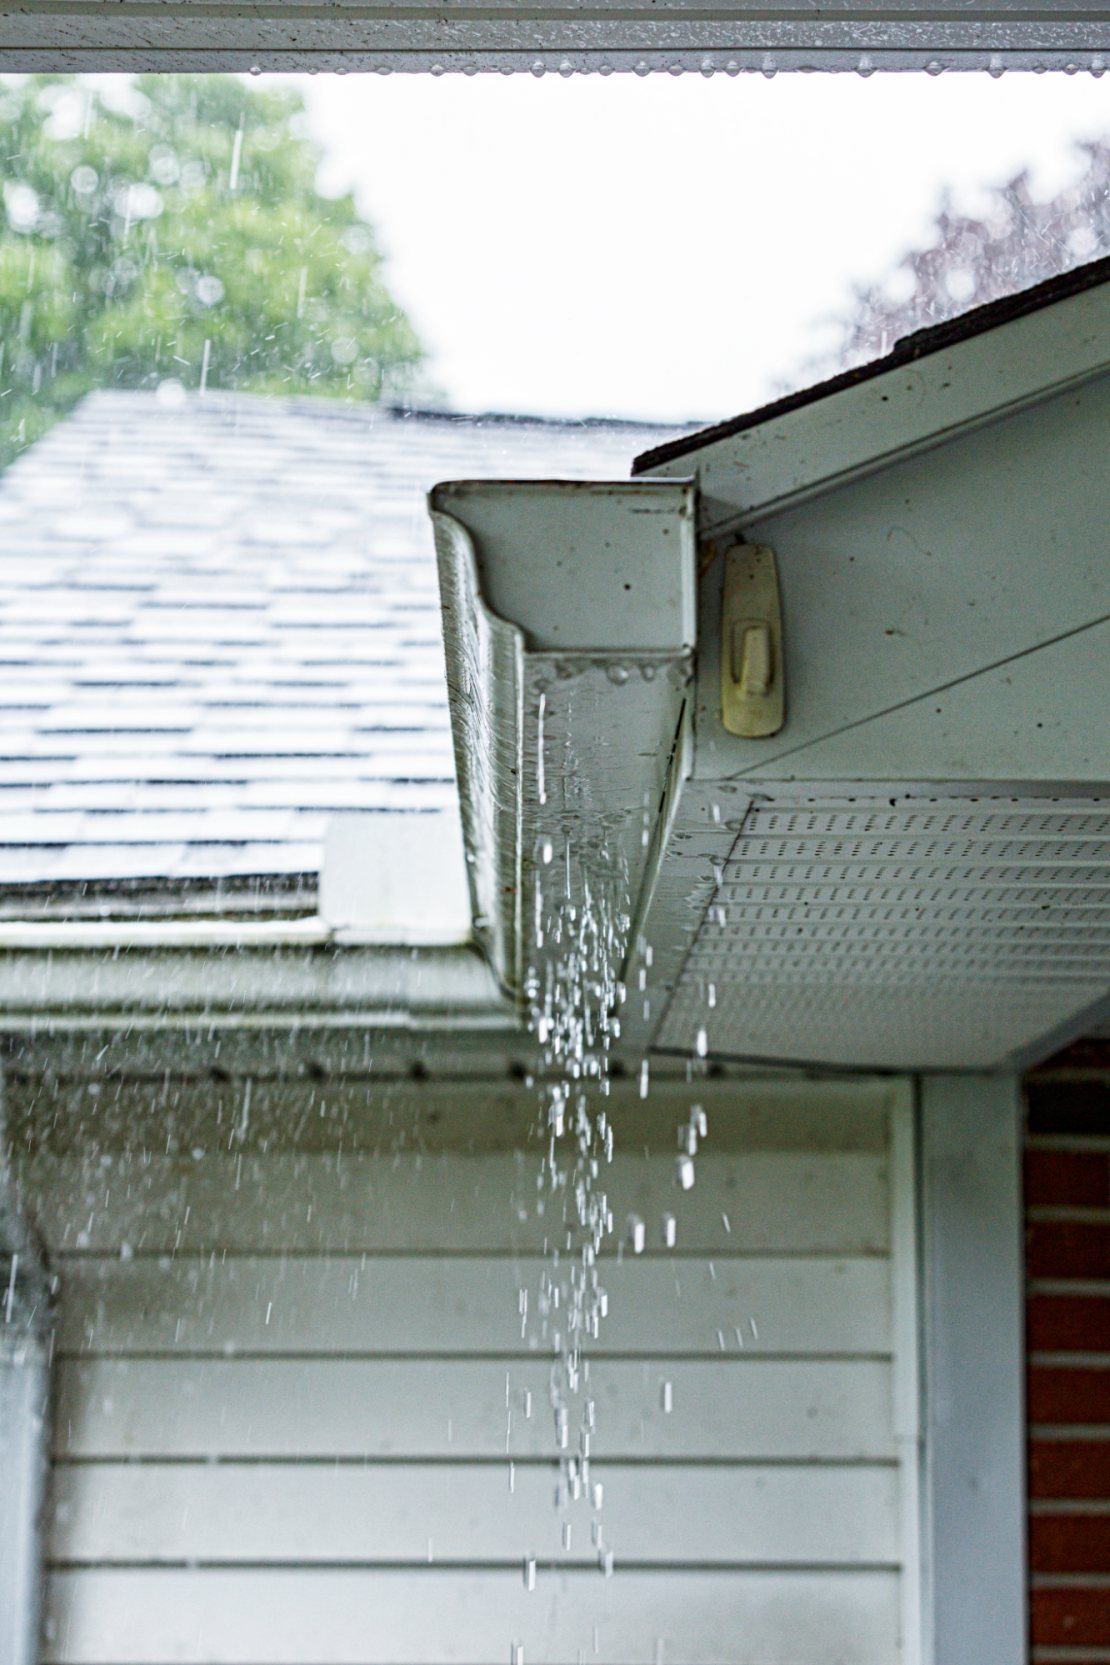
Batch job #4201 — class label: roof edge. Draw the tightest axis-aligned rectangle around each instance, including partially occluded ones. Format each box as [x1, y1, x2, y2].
[633, 252, 1110, 475]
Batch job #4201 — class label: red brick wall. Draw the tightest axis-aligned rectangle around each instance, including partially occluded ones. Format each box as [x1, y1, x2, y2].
[1026, 1041, 1110, 1661]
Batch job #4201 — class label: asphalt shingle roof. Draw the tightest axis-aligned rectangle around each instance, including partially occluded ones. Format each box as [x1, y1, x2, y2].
[0, 389, 687, 918]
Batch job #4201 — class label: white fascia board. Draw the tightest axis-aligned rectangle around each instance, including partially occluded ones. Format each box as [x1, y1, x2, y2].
[3, 9, 1110, 71]
[645, 277, 1110, 529]
[0, 942, 515, 1030]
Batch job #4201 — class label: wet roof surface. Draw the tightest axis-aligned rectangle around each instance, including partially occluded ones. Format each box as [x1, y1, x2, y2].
[0, 390, 685, 915]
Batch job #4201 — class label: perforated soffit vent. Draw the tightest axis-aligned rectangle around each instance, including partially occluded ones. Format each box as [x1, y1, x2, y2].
[652, 795, 1110, 1073]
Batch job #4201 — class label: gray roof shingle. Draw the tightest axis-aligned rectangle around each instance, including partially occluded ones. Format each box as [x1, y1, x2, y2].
[0, 390, 688, 918]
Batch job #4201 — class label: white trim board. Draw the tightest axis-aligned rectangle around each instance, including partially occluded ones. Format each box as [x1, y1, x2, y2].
[917, 1074, 1027, 1665]
[643, 274, 1110, 532]
[1, 15, 1110, 73]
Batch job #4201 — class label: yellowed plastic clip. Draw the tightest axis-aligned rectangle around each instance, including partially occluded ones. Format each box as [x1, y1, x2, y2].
[720, 542, 784, 737]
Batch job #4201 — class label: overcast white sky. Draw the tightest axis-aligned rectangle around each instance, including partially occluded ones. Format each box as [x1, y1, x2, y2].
[280, 73, 1110, 423]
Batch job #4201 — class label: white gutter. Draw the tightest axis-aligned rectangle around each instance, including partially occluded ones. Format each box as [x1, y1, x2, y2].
[0, 915, 475, 951]
[431, 478, 697, 1006]
[0, 940, 512, 1030]
[0, 809, 508, 1030]
[0, 916, 331, 951]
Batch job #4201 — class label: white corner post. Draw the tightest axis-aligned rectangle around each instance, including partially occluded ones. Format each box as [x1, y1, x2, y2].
[0, 1175, 51, 1665]
[918, 1074, 1027, 1665]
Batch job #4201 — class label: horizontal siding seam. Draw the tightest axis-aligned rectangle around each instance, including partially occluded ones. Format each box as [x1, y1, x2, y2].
[50, 1248, 895, 1262]
[44, 1558, 905, 1574]
[49, 1454, 904, 1469]
[54, 1349, 897, 1363]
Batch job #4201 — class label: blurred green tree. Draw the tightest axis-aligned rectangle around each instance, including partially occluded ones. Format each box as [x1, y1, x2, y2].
[0, 73, 424, 464]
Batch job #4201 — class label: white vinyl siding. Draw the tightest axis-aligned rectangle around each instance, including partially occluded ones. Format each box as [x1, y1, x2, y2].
[17, 1078, 918, 1664]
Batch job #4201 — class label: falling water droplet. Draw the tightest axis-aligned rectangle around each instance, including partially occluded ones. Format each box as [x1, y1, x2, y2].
[695, 1028, 707, 1057]
[639, 1061, 650, 1099]
[627, 1214, 645, 1254]
[662, 1212, 676, 1248]
[524, 1557, 536, 1591]
[676, 1156, 695, 1191]
[542, 841, 553, 864]
[660, 1380, 673, 1414]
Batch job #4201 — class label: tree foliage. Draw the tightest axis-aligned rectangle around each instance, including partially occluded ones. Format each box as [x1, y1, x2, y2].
[814, 138, 1110, 378]
[0, 73, 423, 464]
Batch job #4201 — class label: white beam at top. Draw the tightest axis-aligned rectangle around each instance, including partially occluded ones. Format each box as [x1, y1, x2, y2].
[2, 4, 1110, 75]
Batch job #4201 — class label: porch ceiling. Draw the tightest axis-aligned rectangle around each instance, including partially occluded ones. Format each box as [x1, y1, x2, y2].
[2, 2, 1110, 74]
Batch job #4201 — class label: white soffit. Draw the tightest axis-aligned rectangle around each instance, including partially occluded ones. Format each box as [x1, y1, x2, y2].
[2, 2, 1110, 71]
[647, 794, 1110, 1071]
[655, 269, 1110, 786]
[621, 270, 1110, 1069]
